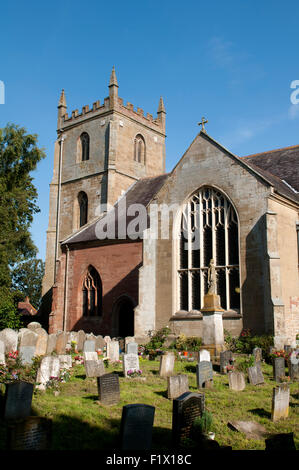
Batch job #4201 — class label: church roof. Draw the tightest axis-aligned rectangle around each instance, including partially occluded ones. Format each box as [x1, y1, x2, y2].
[62, 173, 169, 245]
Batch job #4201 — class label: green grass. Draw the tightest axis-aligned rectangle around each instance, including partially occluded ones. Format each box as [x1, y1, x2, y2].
[0, 355, 298, 450]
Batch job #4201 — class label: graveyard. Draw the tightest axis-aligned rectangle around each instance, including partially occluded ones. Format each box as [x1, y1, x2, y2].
[0, 324, 298, 451]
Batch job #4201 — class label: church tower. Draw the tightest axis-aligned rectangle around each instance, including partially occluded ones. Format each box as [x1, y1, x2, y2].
[42, 68, 166, 295]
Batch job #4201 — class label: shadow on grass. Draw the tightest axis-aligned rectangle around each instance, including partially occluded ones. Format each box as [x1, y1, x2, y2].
[74, 374, 86, 380]
[249, 408, 271, 419]
[82, 395, 99, 401]
[184, 365, 196, 373]
[154, 390, 168, 399]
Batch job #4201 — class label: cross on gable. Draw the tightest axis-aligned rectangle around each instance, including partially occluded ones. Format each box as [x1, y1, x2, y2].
[198, 117, 208, 132]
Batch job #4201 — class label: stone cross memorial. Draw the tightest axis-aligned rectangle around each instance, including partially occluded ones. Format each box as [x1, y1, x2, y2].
[120, 404, 155, 450]
[97, 373, 120, 405]
[196, 361, 213, 388]
[167, 375, 189, 399]
[7, 416, 52, 450]
[3, 381, 34, 421]
[271, 383, 290, 422]
[123, 353, 140, 377]
[172, 392, 205, 447]
[159, 352, 175, 377]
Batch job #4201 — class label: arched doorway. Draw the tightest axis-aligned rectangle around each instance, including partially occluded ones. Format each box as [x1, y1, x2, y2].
[113, 297, 135, 337]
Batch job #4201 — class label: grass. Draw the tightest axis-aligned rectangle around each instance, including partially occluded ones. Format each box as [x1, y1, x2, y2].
[0, 354, 298, 450]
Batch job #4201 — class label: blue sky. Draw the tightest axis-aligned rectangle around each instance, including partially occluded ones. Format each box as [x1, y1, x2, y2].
[0, 0, 299, 261]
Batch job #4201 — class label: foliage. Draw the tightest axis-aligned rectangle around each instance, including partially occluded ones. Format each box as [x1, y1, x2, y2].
[224, 329, 273, 360]
[0, 289, 23, 329]
[270, 350, 288, 359]
[145, 326, 171, 353]
[11, 258, 45, 309]
[0, 123, 45, 291]
[170, 334, 202, 351]
[235, 355, 255, 374]
[192, 410, 213, 437]
[0, 351, 42, 384]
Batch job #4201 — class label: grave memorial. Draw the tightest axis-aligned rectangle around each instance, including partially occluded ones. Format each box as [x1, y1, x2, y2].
[167, 375, 189, 399]
[228, 371, 246, 391]
[271, 383, 290, 422]
[7, 416, 52, 450]
[273, 357, 285, 383]
[3, 381, 34, 421]
[247, 364, 265, 385]
[220, 350, 233, 374]
[97, 373, 120, 405]
[123, 353, 140, 377]
[159, 352, 175, 377]
[172, 392, 205, 447]
[196, 361, 213, 388]
[120, 404, 155, 450]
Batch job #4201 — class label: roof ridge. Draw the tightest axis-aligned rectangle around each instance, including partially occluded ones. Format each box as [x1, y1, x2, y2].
[243, 143, 299, 159]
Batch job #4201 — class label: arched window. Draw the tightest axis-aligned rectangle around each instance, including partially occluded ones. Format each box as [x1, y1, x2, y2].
[178, 187, 240, 312]
[82, 266, 102, 317]
[80, 132, 90, 161]
[78, 191, 88, 227]
[134, 134, 145, 163]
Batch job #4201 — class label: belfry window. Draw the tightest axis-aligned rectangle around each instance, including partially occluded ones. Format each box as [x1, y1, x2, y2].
[178, 187, 240, 311]
[78, 191, 88, 227]
[134, 134, 145, 163]
[82, 267, 102, 316]
[80, 132, 90, 161]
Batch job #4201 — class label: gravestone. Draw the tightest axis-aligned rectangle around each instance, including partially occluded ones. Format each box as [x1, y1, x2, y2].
[167, 375, 189, 399]
[77, 330, 86, 351]
[58, 355, 72, 370]
[46, 334, 57, 354]
[159, 352, 175, 377]
[19, 346, 36, 365]
[84, 352, 105, 378]
[199, 349, 211, 362]
[18, 329, 38, 350]
[125, 336, 135, 346]
[284, 345, 292, 355]
[248, 364, 265, 385]
[35, 328, 48, 356]
[3, 381, 34, 421]
[196, 361, 213, 388]
[108, 340, 119, 362]
[83, 351, 98, 362]
[120, 404, 155, 450]
[228, 371, 246, 391]
[265, 432, 296, 451]
[252, 347, 262, 365]
[0, 328, 18, 353]
[228, 420, 267, 440]
[55, 331, 68, 354]
[27, 322, 42, 331]
[126, 342, 138, 355]
[36, 356, 60, 390]
[172, 392, 205, 447]
[95, 335, 105, 351]
[97, 373, 120, 405]
[7, 416, 52, 450]
[288, 351, 299, 381]
[271, 383, 290, 422]
[123, 353, 140, 377]
[273, 357, 285, 382]
[83, 340, 96, 353]
[0, 340, 6, 364]
[220, 350, 233, 374]
[69, 331, 79, 349]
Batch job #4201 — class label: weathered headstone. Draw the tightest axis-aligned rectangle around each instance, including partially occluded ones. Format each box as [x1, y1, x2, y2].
[3, 381, 34, 421]
[36, 356, 60, 390]
[27, 322, 42, 332]
[273, 357, 285, 383]
[18, 329, 38, 350]
[69, 331, 79, 350]
[228, 371, 246, 391]
[288, 351, 299, 381]
[0, 340, 6, 364]
[252, 347, 262, 365]
[120, 404, 155, 450]
[0, 329, 18, 353]
[199, 349, 211, 362]
[55, 331, 68, 354]
[108, 340, 119, 362]
[159, 352, 175, 377]
[167, 375, 189, 399]
[97, 373, 120, 405]
[220, 350, 233, 374]
[84, 352, 105, 378]
[83, 351, 98, 362]
[196, 361, 213, 388]
[7, 416, 52, 450]
[172, 392, 205, 447]
[35, 328, 48, 356]
[19, 346, 36, 365]
[228, 420, 267, 440]
[58, 355, 72, 370]
[95, 335, 105, 351]
[125, 336, 135, 346]
[46, 333, 57, 354]
[123, 353, 140, 377]
[83, 340, 96, 353]
[126, 342, 138, 355]
[271, 383, 290, 422]
[77, 330, 86, 351]
[248, 364, 265, 385]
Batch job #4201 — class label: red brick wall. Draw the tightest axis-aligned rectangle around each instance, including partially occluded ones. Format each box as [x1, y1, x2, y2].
[50, 241, 142, 334]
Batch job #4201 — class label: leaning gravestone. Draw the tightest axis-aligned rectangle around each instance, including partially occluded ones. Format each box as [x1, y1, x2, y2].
[220, 350, 233, 374]
[46, 334, 57, 354]
[19, 346, 36, 365]
[120, 404, 155, 450]
[199, 349, 211, 362]
[35, 328, 48, 356]
[7, 416, 52, 450]
[97, 373, 120, 405]
[248, 364, 265, 385]
[84, 352, 105, 378]
[55, 331, 68, 354]
[0, 329, 18, 353]
[3, 381, 34, 421]
[273, 357, 285, 383]
[167, 375, 189, 399]
[126, 342, 138, 355]
[271, 383, 290, 422]
[83, 340, 96, 353]
[36, 356, 60, 391]
[196, 361, 213, 388]
[123, 353, 140, 377]
[159, 352, 175, 377]
[228, 371, 246, 391]
[0, 340, 6, 364]
[288, 351, 299, 381]
[172, 392, 205, 447]
[252, 347, 262, 365]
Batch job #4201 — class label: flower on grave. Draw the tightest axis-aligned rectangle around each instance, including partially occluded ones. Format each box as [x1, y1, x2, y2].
[226, 365, 235, 372]
[240, 329, 251, 338]
[127, 369, 142, 377]
[96, 349, 102, 356]
[8, 351, 18, 359]
[271, 350, 287, 359]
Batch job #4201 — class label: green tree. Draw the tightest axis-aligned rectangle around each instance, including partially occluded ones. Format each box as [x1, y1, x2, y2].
[11, 258, 45, 309]
[0, 288, 23, 330]
[0, 123, 45, 289]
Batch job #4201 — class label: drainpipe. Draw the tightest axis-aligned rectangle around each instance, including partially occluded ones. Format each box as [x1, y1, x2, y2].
[63, 243, 69, 332]
[54, 134, 66, 282]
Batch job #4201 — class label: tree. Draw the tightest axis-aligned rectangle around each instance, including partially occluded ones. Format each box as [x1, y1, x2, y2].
[0, 123, 45, 290]
[11, 258, 45, 309]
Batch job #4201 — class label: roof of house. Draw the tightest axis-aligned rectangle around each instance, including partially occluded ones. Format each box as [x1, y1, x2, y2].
[17, 297, 38, 316]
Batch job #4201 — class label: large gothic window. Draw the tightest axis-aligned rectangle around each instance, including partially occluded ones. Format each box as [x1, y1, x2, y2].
[80, 132, 90, 161]
[134, 134, 145, 163]
[178, 187, 240, 311]
[82, 267, 102, 317]
[78, 191, 88, 227]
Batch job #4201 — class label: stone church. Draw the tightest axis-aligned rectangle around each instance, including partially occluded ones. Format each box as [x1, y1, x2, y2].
[42, 68, 299, 349]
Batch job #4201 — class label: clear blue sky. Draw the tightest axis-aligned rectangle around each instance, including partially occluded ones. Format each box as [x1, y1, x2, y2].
[1, 0, 299, 261]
